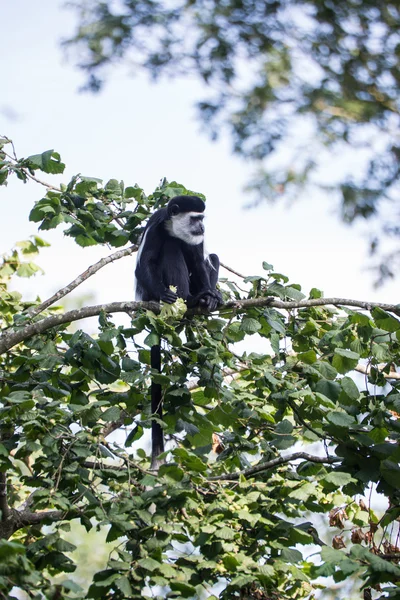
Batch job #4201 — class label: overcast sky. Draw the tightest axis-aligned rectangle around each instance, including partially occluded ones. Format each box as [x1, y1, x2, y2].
[1, 0, 398, 311]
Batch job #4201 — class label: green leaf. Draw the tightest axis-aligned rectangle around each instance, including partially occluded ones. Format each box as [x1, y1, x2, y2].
[61, 580, 83, 593]
[125, 186, 144, 199]
[115, 576, 133, 596]
[26, 149, 65, 174]
[275, 419, 293, 434]
[262, 261, 273, 271]
[380, 460, 400, 488]
[121, 357, 138, 371]
[174, 449, 207, 472]
[372, 307, 400, 332]
[144, 331, 160, 347]
[316, 361, 338, 380]
[216, 527, 235, 540]
[16, 262, 41, 277]
[170, 582, 197, 597]
[326, 411, 356, 428]
[298, 350, 317, 364]
[281, 547, 302, 563]
[137, 557, 161, 572]
[340, 377, 360, 401]
[315, 379, 341, 401]
[321, 472, 355, 488]
[264, 310, 286, 334]
[285, 286, 305, 301]
[321, 546, 347, 564]
[289, 482, 317, 500]
[101, 406, 121, 422]
[240, 317, 261, 334]
[158, 464, 184, 481]
[105, 179, 122, 195]
[0, 540, 25, 558]
[332, 348, 360, 374]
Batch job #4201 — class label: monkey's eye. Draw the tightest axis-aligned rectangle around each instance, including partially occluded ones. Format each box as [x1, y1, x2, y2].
[190, 215, 204, 223]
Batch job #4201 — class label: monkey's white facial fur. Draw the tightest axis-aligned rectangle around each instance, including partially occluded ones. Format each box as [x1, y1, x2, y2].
[166, 211, 205, 246]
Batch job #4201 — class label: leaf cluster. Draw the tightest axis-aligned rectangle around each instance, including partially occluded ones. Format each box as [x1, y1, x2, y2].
[0, 142, 400, 598]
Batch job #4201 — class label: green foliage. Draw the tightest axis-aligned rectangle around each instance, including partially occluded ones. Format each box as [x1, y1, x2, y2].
[65, 1, 400, 283]
[0, 143, 399, 599]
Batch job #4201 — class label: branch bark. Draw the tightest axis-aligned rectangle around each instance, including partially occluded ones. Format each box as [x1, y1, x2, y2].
[208, 451, 340, 481]
[0, 300, 158, 354]
[355, 363, 400, 380]
[0, 507, 65, 540]
[0, 473, 10, 520]
[220, 262, 246, 279]
[1, 296, 399, 355]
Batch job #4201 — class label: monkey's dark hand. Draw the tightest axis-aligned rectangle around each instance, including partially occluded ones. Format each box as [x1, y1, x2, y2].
[160, 288, 179, 304]
[191, 290, 223, 311]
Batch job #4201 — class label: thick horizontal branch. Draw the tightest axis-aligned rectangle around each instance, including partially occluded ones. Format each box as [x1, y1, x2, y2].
[208, 451, 340, 481]
[227, 296, 400, 316]
[1, 296, 399, 355]
[0, 507, 65, 540]
[28, 244, 138, 318]
[0, 300, 159, 354]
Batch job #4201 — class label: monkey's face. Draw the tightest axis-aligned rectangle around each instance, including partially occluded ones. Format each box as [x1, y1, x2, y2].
[167, 211, 205, 245]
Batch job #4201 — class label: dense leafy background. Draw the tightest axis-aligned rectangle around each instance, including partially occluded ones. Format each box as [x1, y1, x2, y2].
[0, 141, 399, 599]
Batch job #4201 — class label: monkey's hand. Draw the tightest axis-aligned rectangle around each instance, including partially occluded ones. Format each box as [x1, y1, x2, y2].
[201, 291, 223, 311]
[160, 288, 179, 304]
[190, 289, 223, 311]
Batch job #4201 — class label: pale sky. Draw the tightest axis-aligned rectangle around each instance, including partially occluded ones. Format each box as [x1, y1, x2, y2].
[1, 0, 398, 310]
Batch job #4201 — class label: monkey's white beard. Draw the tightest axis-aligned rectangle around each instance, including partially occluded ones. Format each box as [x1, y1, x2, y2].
[165, 212, 204, 246]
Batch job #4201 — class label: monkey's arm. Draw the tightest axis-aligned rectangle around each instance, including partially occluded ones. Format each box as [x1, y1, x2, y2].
[187, 252, 223, 311]
[135, 226, 178, 303]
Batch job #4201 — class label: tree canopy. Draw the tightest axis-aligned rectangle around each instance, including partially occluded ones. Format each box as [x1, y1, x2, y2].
[0, 137, 400, 599]
[65, 0, 400, 284]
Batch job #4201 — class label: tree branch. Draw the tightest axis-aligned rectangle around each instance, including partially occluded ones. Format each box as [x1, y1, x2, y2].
[220, 262, 246, 279]
[27, 244, 138, 318]
[355, 363, 400, 380]
[0, 506, 66, 540]
[223, 296, 400, 316]
[208, 451, 340, 481]
[0, 473, 10, 520]
[1, 296, 399, 355]
[24, 172, 61, 192]
[0, 300, 158, 354]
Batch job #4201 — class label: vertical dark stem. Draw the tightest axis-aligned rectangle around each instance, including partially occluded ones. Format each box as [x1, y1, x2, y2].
[0, 472, 10, 520]
[151, 344, 164, 469]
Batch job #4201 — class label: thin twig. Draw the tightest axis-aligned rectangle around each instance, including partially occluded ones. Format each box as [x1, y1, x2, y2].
[220, 261, 246, 279]
[287, 399, 327, 441]
[27, 244, 138, 318]
[24, 172, 61, 192]
[2, 147, 62, 192]
[208, 451, 340, 481]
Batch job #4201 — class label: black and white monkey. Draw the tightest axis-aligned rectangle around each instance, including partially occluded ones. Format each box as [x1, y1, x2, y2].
[134, 195, 223, 468]
[135, 195, 222, 310]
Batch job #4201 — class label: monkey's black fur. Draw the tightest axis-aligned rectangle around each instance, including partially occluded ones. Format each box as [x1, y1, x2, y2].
[134, 195, 222, 468]
[135, 195, 221, 310]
